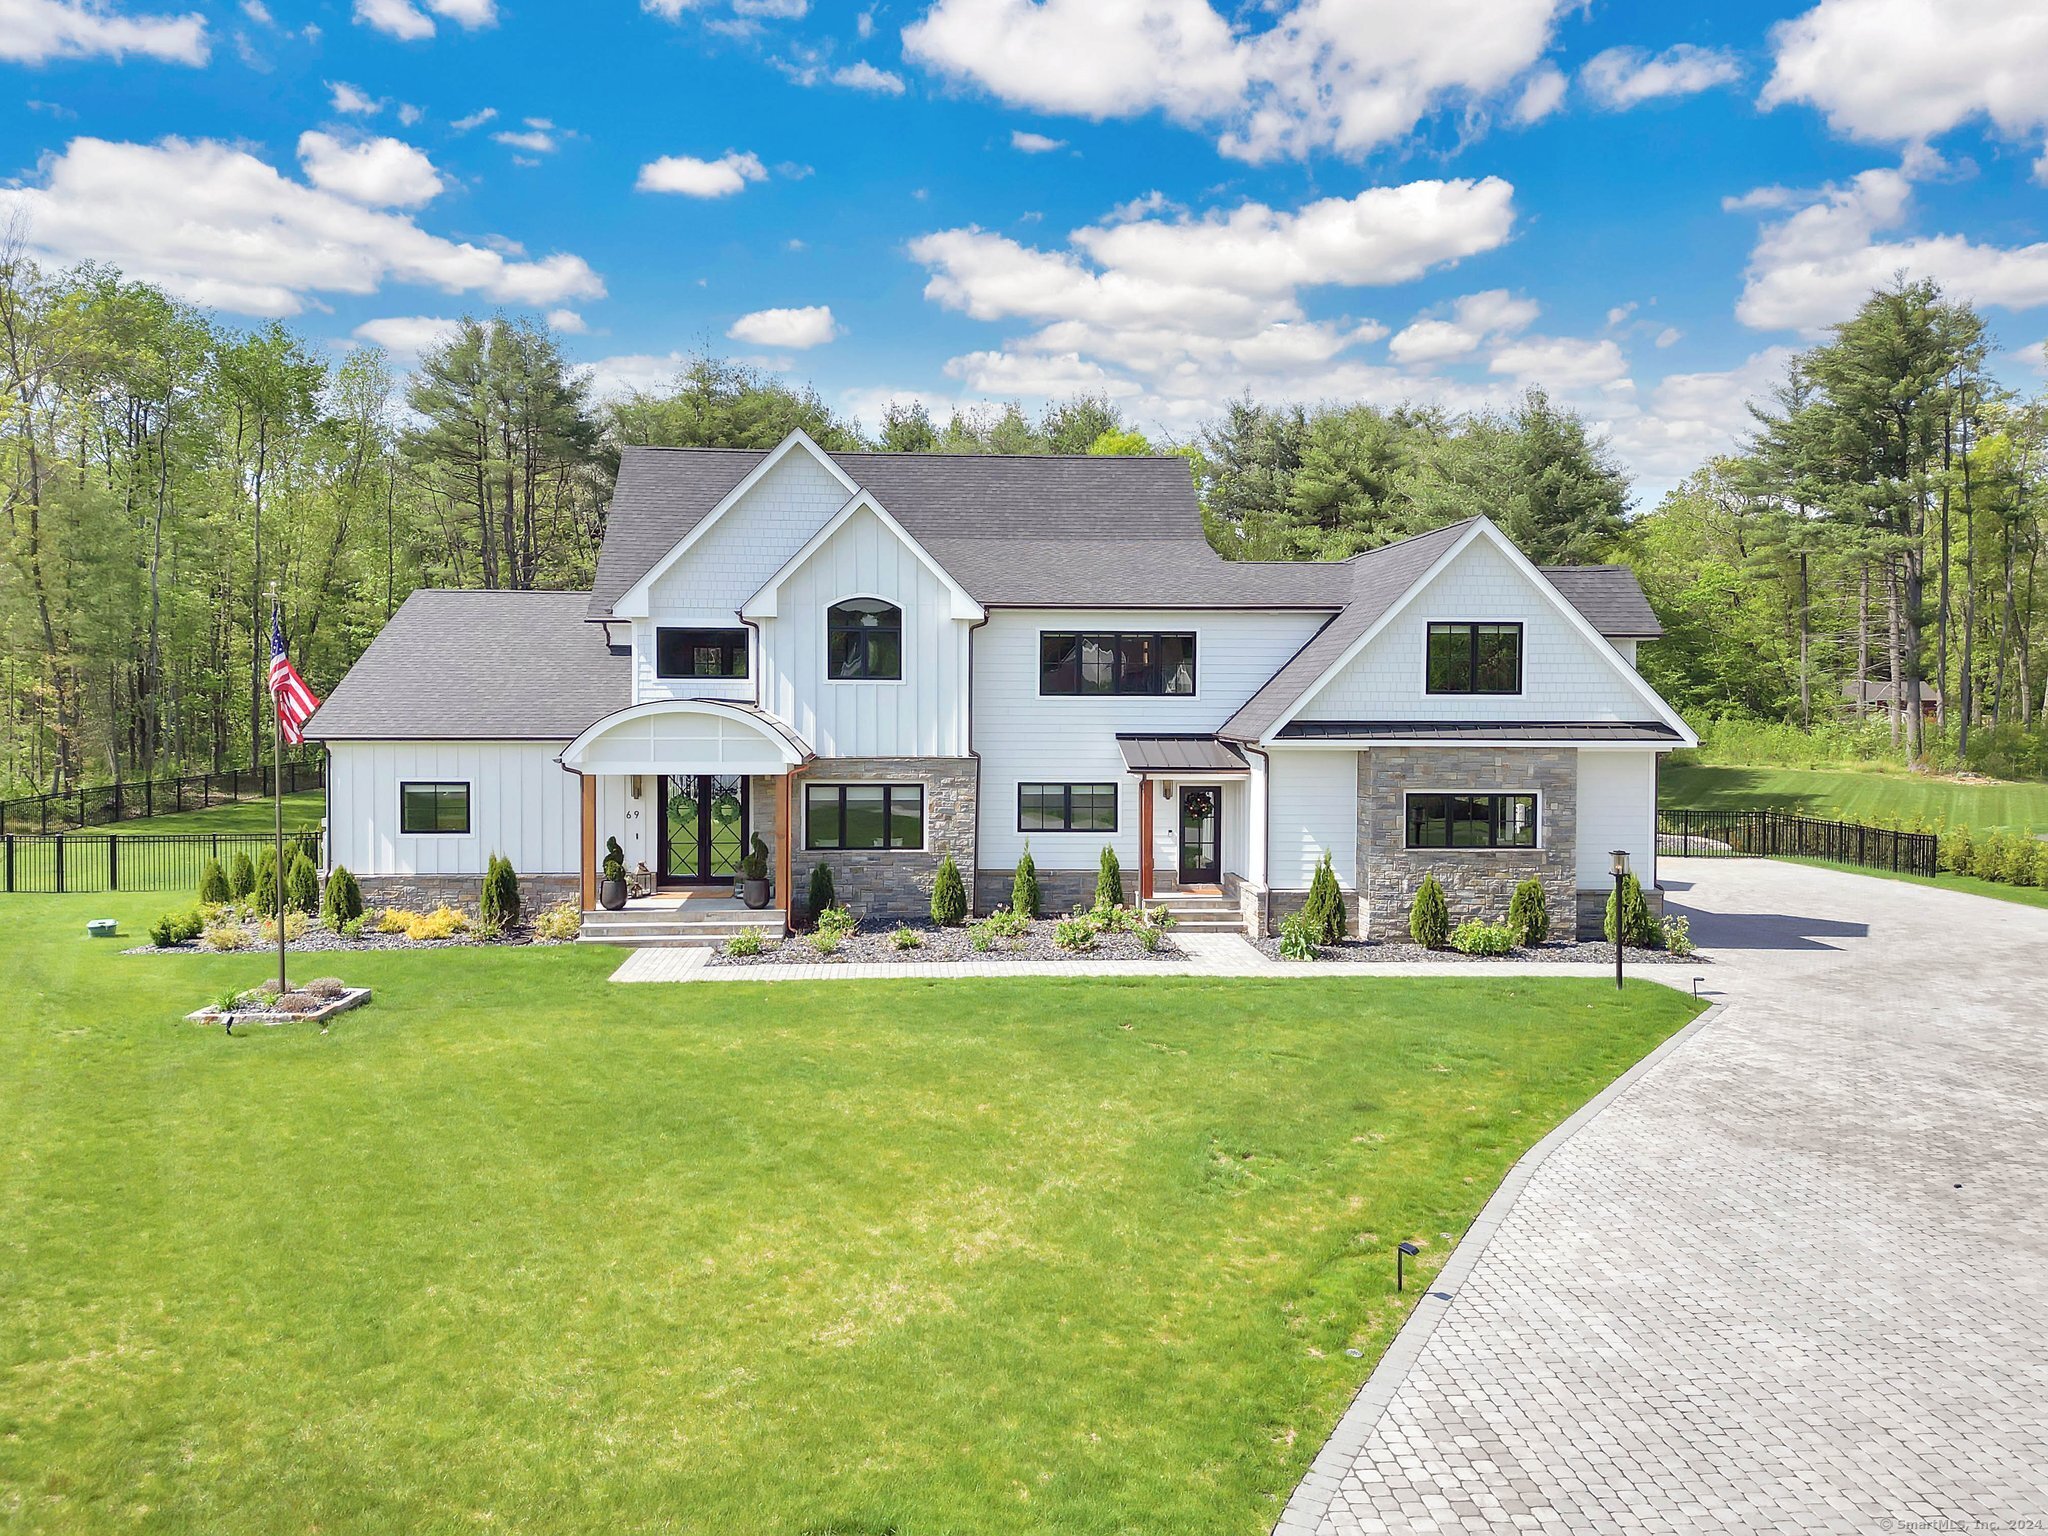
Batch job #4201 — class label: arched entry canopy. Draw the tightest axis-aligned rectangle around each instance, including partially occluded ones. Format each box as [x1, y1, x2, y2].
[559, 699, 811, 776]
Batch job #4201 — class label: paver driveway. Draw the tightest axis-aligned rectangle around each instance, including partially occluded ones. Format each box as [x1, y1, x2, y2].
[1286, 858, 2048, 1534]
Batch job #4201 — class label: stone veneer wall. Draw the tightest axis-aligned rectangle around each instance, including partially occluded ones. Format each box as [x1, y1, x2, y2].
[796, 757, 976, 925]
[972, 867, 1101, 916]
[357, 873, 579, 913]
[748, 773, 782, 899]
[1357, 746, 1578, 941]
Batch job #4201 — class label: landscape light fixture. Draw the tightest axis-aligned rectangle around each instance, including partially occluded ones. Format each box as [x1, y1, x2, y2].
[1610, 850, 1630, 991]
[1397, 1240, 1420, 1292]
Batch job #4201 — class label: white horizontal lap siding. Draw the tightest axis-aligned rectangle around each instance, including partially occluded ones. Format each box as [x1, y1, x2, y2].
[1267, 749, 1357, 889]
[974, 607, 1326, 872]
[1299, 538, 1648, 722]
[1575, 748, 1660, 889]
[325, 741, 579, 878]
[763, 504, 968, 758]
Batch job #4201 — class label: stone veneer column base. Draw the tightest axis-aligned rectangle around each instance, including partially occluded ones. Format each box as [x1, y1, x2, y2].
[356, 873, 579, 913]
[1574, 883, 1667, 940]
[796, 757, 976, 926]
[973, 867, 1100, 917]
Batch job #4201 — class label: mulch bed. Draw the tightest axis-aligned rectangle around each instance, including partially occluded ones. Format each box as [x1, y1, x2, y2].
[1250, 938, 1697, 965]
[709, 920, 1187, 967]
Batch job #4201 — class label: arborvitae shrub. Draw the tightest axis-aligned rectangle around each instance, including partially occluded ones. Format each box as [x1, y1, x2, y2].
[1302, 850, 1347, 944]
[807, 862, 835, 922]
[1095, 845, 1124, 909]
[1942, 824, 1973, 874]
[199, 858, 231, 905]
[323, 865, 363, 928]
[481, 853, 521, 927]
[228, 851, 256, 899]
[930, 853, 968, 926]
[285, 851, 320, 916]
[252, 849, 280, 915]
[1012, 841, 1041, 919]
[1507, 876, 1550, 947]
[1409, 873, 1450, 949]
[1603, 871, 1660, 947]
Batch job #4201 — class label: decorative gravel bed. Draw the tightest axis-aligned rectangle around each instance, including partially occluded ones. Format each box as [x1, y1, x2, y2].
[709, 921, 1188, 967]
[1251, 938, 1697, 965]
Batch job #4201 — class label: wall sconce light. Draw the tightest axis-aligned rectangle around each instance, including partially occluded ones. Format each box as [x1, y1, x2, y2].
[1160, 781, 1172, 800]
[631, 775, 643, 800]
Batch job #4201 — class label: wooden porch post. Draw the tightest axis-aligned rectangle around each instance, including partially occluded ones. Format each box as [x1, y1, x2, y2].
[777, 770, 795, 929]
[579, 774, 597, 911]
[1137, 776, 1154, 900]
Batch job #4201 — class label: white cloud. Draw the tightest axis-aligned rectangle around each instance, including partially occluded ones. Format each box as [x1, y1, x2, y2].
[240, 0, 270, 20]
[451, 106, 497, 131]
[726, 304, 840, 347]
[832, 60, 904, 92]
[579, 349, 690, 398]
[1601, 347, 1796, 497]
[353, 0, 495, 40]
[0, 135, 604, 317]
[351, 314, 461, 359]
[1389, 288, 1539, 365]
[329, 80, 381, 114]
[636, 150, 768, 197]
[909, 178, 1513, 416]
[1580, 44, 1742, 110]
[1654, 326, 1682, 347]
[0, 0, 207, 64]
[545, 308, 588, 333]
[1764, 0, 2048, 152]
[1010, 129, 1065, 153]
[1733, 160, 2048, 331]
[297, 131, 444, 207]
[903, 0, 1573, 163]
[492, 128, 556, 153]
[1488, 334, 1630, 389]
[1510, 64, 1567, 124]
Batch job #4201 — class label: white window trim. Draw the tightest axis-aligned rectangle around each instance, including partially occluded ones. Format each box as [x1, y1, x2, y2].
[398, 779, 473, 837]
[1401, 788, 1545, 852]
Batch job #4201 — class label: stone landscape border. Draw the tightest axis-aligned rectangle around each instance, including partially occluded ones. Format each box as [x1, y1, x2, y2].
[184, 987, 374, 1029]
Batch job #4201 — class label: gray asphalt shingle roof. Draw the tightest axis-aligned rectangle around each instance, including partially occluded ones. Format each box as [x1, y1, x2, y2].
[1538, 565, 1664, 638]
[304, 590, 630, 741]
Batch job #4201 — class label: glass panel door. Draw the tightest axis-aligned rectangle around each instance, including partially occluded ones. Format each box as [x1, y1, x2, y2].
[704, 776, 747, 879]
[1178, 786, 1220, 884]
[663, 775, 750, 884]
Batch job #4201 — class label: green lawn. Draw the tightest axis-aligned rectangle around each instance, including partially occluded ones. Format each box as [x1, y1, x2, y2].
[92, 788, 327, 836]
[1662, 762, 2048, 834]
[0, 891, 1701, 1535]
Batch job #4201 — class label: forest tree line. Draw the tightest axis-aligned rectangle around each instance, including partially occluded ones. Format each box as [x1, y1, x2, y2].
[3, 240, 2042, 796]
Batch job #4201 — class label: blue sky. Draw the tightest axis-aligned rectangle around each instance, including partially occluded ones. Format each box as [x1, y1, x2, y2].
[4, 0, 2047, 500]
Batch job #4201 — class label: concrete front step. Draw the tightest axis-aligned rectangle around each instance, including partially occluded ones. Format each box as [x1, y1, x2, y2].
[1170, 919, 1250, 933]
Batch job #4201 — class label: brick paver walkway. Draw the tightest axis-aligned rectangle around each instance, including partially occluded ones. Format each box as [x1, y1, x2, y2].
[1284, 858, 2048, 1534]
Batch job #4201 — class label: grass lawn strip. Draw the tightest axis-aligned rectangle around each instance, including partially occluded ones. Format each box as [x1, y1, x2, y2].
[1663, 762, 2048, 835]
[2, 890, 1702, 1535]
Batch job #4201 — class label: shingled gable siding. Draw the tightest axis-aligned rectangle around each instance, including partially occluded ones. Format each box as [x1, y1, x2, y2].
[796, 757, 976, 926]
[1356, 746, 1579, 941]
[1296, 536, 1649, 725]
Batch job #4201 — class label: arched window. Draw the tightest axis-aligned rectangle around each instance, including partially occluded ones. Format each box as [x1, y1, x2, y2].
[827, 598, 902, 680]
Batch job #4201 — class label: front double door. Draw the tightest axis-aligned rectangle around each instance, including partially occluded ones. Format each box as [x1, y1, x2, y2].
[660, 774, 749, 885]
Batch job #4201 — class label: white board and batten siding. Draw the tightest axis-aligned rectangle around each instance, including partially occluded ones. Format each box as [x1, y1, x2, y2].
[973, 607, 1327, 873]
[1298, 536, 1651, 724]
[1574, 748, 1659, 889]
[327, 741, 581, 877]
[1266, 749, 1358, 889]
[757, 504, 971, 758]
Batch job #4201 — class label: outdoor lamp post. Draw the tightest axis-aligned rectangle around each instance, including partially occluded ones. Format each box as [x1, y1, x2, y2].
[1610, 849, 1630, 991]
[1397, 1240, 1420, 1292]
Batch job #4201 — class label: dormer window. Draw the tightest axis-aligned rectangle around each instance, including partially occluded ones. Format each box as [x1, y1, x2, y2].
[827, 599, 902, 680]
[1426, 622, 1522, 695]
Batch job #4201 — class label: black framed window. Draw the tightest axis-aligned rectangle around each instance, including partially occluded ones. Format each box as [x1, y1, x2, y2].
[655, 626, 748, 679]
[1426, 622, 1522, 694]
[400, 781, 470, 834]
[827, 599, 902, 680]
[1405, 793, 1538, 850]
[805, 783, 924, 850]
[1039, 631, 1196, 696]
[1018, 782, 1118, 833]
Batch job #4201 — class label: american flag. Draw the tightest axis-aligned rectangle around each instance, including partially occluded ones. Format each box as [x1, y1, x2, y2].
[269, 606, 321, 744]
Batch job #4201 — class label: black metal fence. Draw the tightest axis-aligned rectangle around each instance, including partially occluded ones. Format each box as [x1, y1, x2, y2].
[0, 760, 323, 834]
[1659, 809, 1940, 877]
[1, 830, 322, 895]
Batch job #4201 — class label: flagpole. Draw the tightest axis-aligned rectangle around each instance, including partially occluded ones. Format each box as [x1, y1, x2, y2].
[270, 584, 288, 996]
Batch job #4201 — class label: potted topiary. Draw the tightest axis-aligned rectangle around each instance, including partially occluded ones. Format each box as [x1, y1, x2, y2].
[599, 837, 629, 910]
[741, 834, 771, 909]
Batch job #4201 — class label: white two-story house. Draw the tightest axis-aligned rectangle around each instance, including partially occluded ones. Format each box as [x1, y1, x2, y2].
[305, 429, 1693, 939]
